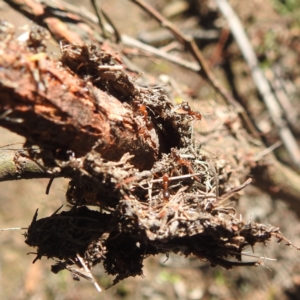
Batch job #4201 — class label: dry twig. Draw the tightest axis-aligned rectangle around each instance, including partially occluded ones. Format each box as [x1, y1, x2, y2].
[215, 0, 300, 168]
[130, 0, 258, 136]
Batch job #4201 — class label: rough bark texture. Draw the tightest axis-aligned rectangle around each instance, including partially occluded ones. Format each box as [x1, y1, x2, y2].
[0, 39, 161, 170]
[0, 0, 299, 290]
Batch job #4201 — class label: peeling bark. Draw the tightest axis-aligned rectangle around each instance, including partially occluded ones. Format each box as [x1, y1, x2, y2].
[0, 39, 159, 170]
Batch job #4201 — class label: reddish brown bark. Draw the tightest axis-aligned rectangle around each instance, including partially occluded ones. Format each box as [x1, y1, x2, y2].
[0, 40, 158, 170]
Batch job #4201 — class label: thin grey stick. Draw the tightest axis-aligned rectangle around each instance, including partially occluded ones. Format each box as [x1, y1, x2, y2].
[47, 0, 200, 72]
[215, 0, 300, 168]
[271, 65, 299, 126]
[121, 34, 200, 72]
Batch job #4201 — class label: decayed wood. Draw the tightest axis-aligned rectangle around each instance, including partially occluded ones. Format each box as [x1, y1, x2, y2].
[1, 0, 300, 290]
[0, 39, 158, 171]
[1, 0, 300, 214]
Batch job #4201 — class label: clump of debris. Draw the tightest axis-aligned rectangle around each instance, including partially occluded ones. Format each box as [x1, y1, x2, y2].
[0, 23, 298, 291]
[23, 41, 298, 289]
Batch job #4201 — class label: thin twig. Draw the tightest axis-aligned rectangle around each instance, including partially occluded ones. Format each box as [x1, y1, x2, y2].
[215, 0, 300, 169]
[122, 35, 199, 72]
[252, 141, 282, 161]
[148, 172, 203, 184]
[90, 0, 109, 39]
[0, 227, 28, 231]
[218, 178, 252, 201]
[267, 65, 299, 127]
[130, 0, 258, 137]
[45, 176, 55, 195]
[77, 254, 102, 292]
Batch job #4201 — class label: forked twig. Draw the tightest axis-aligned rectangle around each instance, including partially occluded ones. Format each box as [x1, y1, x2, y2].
[90, 0, 122, 42]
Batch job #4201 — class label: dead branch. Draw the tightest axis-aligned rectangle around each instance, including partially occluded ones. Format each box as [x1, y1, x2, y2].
[1, 0, 300, 291]
[130, 0, 258, 137]
[0, 37, 161, 171]
[215, 0, 300, 168]
[0, 147, 49, 181]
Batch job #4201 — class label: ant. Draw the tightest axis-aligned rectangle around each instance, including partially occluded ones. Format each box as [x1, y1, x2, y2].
[171, 149, 200, 182]
[152, 172, 171, 202]
[156, 150, 201, 203]
[133, 101, 153, 130]
[162, 174, 171, 201]
[177, 102, 202, 120]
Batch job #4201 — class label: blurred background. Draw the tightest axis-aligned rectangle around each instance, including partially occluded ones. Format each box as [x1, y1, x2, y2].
[1, 0, 300, 299]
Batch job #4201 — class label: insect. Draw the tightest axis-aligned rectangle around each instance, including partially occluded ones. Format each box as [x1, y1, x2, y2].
[133, 101, 153, 130]
[162, 174, 171, 201]
[171, 149, 200, 182]
[176, 102, 202, 120]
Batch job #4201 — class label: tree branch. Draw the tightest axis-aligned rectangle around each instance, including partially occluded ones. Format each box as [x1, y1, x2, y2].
[130, 0, 258, 137]
[215, 0, 300, 168]
[0, 38, 159, 171]
[0, 148, 49, 181]
[1, 1, 300, 290]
